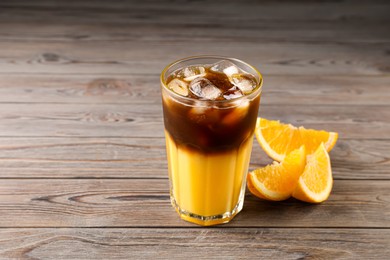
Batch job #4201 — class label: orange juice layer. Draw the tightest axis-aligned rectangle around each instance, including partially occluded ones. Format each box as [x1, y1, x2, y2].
[165, 131, 253, 218]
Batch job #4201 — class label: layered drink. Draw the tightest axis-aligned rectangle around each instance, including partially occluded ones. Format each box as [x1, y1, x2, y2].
[160, 56, 262, 225]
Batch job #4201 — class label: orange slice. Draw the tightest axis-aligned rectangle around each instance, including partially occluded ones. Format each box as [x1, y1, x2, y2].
[292, 143, 333, 203]
[255, 118, 338, 162]
[247, 146, 306, 201]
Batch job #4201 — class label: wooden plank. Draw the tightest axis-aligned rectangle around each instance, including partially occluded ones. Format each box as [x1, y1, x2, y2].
[1, 21, 388, 45]
[0, 103, 164, 137]
[0, 179, 388, 228]
[1, 0, 389, 24]
[0, 41, 388, 76]
[0, 1, 386, 78]
[0, 74, 157, 104]
[0, 138, 388, 180]
[0, 228, 388, 259]
[0, 137, 167, 179]
[0, 11, 389, 44]
[0, 74, 389, 105]
[0, 103, 388, 139]
[0, 1, 386, 55]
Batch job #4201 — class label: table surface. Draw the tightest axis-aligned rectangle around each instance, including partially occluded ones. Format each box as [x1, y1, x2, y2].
[0, 0, 389, 259]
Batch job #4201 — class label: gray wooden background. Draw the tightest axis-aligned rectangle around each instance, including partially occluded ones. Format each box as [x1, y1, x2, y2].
[0, 0, 389, 259]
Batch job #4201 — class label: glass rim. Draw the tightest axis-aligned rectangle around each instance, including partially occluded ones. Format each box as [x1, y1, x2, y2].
[160, 55, 263, 105]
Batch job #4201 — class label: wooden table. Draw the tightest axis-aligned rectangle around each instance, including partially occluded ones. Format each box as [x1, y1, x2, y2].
[0, 0, 389, 259]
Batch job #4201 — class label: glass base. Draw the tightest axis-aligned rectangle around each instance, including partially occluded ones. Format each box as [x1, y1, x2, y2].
[170, 195, 244, 226]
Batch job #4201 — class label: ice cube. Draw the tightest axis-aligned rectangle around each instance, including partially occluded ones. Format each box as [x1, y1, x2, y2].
[230, 74, 256, 94]
[177, 66, 206, 82]
[167, 78, 189, 96]
[189, 77, 222, 100]
[210, 60, 241, 76]
[222, 86, 244, 100]
[222, 100, 250, 126]
[188, 106, 207, 123]
[188, 105, 220, 125]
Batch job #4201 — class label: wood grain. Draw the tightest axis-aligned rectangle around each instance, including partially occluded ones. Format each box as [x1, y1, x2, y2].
[0, 6, 389, 45]
[0, 1, 388, 77]
[0, 41, 388, 76]
[0, 103, 388, 139]
[0, 74, 388, 105]
[0, 228, 388, 259]
[2, 21, 388, 45]
[1, 0, 389, 22]
[0, 179, 388, 228]
[0, 138, 388, 180]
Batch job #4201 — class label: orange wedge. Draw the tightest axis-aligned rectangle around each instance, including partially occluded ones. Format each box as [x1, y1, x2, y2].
[247, 146, 306, 201]
[255, 118, 338, 162]
[292, 143, 333, 203]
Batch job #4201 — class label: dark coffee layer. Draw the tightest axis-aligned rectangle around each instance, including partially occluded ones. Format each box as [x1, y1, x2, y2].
[162, 94, 260, 153]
